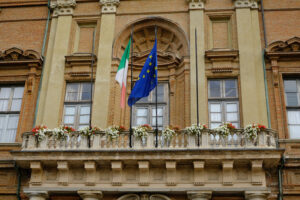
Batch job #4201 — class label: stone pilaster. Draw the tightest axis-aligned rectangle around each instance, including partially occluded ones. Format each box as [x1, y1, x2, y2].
[245, 191, 270, 200]
[193, 161, 205, 185]
[111, 161, 123, 186]
[166, 161, 176, 186]
[187, 191, 212, 200]
[85, 161, 97, 186]
[57, 161, 69, 186]
[222, 160, 234, 185]
[92, 0, 119, 127]
[233, 0, 268, 126]
[187, 0, 207, 124]
[251, 160, 264, 185]
[30, 162, 43, 186]
[25, 191, 48, 200]
[78, 191, 103, 200]
[138, 161, 150, 186]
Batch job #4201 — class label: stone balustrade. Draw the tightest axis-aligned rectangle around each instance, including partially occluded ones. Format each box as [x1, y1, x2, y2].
[21, 129, 277, 151]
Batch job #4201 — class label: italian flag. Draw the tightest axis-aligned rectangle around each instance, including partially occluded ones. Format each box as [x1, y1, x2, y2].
[115, 39, 131, 108]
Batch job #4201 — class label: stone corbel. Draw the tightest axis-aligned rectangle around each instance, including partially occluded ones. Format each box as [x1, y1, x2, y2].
[187, 191, 212, 200]
[84, 161, 97, 186]
[193, 161, 205, 186]
[222, 160, 234, 185]
[30, 161, 43, 186]
[245, 191, 270, 200]
[111, 161, 123, 186]
[57, 161, 69, 186]
[50, 0, 76, 17]
[24, 191, 48, 200]
[233, 0, 259, 9]
[251, 160, 264, 185]
[78, 191, 103, 200]
[186, 0, 205, 10]
[166, 161, 176, 186]
[138, 161, 149, 186]
[100, 0, 120, 14]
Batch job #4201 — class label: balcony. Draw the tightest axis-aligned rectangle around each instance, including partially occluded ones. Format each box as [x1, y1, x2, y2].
[20, 129, 277, 151]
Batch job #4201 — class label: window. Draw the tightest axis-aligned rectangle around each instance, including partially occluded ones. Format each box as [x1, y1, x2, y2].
[0, 86, 24, 142]
[284, 79, 300, 139]
[133, 83, 169, 130]
[208, 79, 239, 128]
[63, 83, 92, 130]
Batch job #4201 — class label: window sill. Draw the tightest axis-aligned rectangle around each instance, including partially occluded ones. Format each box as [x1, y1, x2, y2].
[0, 143, 21, 147]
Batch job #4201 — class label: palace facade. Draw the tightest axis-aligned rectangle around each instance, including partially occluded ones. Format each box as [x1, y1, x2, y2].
[0, 0, 300, 199]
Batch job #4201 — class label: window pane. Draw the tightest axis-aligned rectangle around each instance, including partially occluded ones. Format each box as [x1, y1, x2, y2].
[232, 123, 239, 129]
[289, 125, 300, 139]
[137, 108, 148, 117]
[210, 104, 221, 112]
[209, 80, 221, 97]
[0, 88, 11, 98]
[211, 123, 221, 129]
[65, 107, 76, 115]
[81, 83, 92, 100]
[152, 84, 164, 102]
[284, 80, 297, 92]
[79, 115, 89, 124]
[211, 113, 221, 121]
[137, 117, 147, 125]
[286, 93, 298, 106]
[8, 115, 19, 129]
[226, 113, 238, 121]
[226, 103, 238, 112]
[225, 80, 237, 97]
[152, 108, 163, 116]
[11, 99, 22, 111]
[0, 100, 8, 111]
[287, 111, 300, 124]
[80, 106, 90, 115]
[66, 84, 79, 101]
[152, 117, 163, 126]
[0, 115, 7, 129]
[13, 87, 24, 98]
[64, 116, 74, 124]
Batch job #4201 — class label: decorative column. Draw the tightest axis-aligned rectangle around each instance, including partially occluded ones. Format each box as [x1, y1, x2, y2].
[187, 191, 212, 200]
[234, 0, 268, 126]
[25, 191, 48, 200]
[187, 0, 207, 124]
[78, 191, 103, 200]
[245, 191, 270, 200]
[36, 0, 76, 127]
[92, 0, 119, 128]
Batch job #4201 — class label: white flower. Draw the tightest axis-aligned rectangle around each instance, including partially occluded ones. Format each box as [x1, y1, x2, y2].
[133, 125, 151, 138]
[105, 126, 120, 139]
[162, 127, 176, 140]
[185, 123, 207, 136]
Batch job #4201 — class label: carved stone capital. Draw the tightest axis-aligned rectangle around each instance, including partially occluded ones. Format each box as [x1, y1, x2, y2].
[78, 191, 103, 200]
[186, 0, 205, 10]
[245, 191, 270, 200]
[233, 0, 259, 9]
[187, 191, 212, 200]
[24, 191, 48, 200]
[50, 0, 76, 17]
[100, 0, 120, 14]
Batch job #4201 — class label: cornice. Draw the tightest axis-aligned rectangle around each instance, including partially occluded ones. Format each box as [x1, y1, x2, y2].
[266, 37, 300, 60]
[50, 0, 76, 17]
[99, 0, 120, 14]
[186, 0, 206, 10]
[233, 0, 260, 9]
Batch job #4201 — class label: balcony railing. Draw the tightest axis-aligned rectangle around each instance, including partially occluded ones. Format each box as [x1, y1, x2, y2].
[21, 129, 277, 151]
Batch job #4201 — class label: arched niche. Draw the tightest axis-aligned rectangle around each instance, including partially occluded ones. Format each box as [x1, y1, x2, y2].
[109, 17, 191, 128]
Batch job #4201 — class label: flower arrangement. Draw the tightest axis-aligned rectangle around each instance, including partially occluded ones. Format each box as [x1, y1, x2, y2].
[162, 126, 176, 140]
[52, 125, 75, 140]
[31, 125, 48, 142]
[185, 123, 208, 136]
[80, 126, 101, 137]
[214, 122, 236, 137]
[105, 125, 125, 139]
[243, 123, 266, 140]
[133, 124, 152, 138]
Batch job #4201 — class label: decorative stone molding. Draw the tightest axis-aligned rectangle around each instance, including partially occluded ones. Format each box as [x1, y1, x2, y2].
[78, 190, 103, 200]
[251, 160, 264, 185]
[84, 161, 97, 186]
[166, 161, 176, 186]
[0, 47, 42, 63]
[186, 0, 205, 10]
[222, 160, 234, 185]
[233, 0, 259, 9]
[266, 36, 300, 53]
[99, 0, 120, 14]
[193, 161, 205, 186]
[138, 161, 149, 186]
[245, 191, 270, 200]
[30, 161, 43, 186]
[50, 0, 76, 17]
[24, 191, 48, 200]
[57, 161, 69, 186]
[111, 161, 123, 186]
[187, 191, 212, 200]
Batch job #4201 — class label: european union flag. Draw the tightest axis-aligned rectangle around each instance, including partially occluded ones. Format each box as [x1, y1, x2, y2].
[128, 39, 158, 106]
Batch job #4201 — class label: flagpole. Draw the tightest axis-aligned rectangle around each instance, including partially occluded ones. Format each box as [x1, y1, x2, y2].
[88, 29, 96, 148]
[195, 28, 200, 147]
[155, 25, 158, 148]
[129, 25, 134, 148]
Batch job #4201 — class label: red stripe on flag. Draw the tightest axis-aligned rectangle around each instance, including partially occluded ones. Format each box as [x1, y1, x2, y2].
[121, 83, 126, 108]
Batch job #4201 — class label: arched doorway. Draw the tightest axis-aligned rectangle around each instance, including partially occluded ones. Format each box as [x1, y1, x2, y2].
[109, 17, 190, 129]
